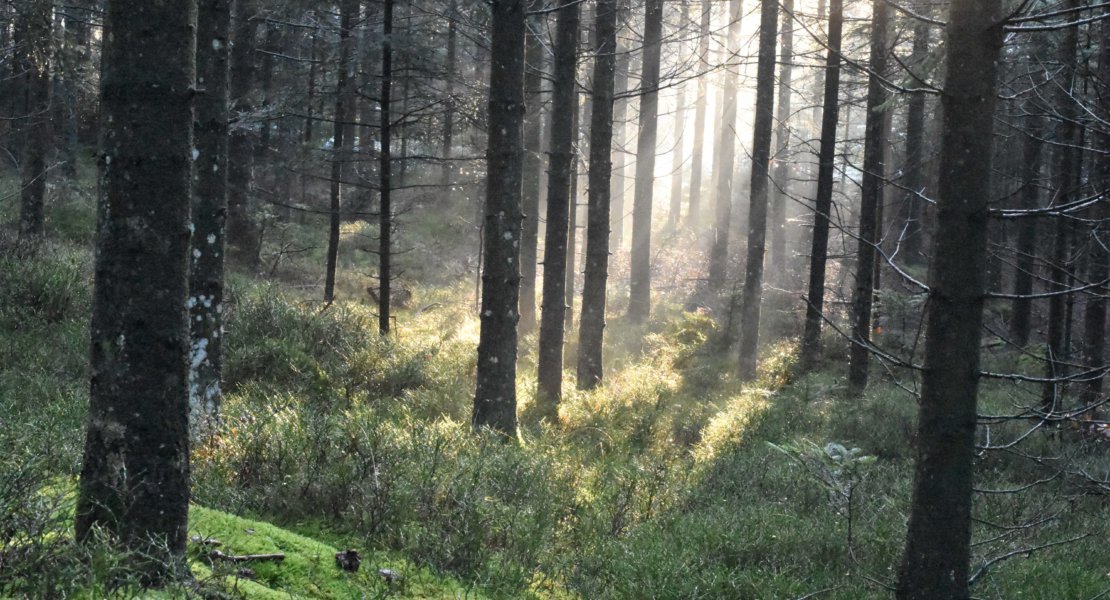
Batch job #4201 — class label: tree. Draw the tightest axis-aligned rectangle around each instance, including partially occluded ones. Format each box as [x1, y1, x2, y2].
[378, 0, 394, 334]
[899, 13, 930, 267]
[685, 0, 711, 227]
[227, 0, 261, 267]
[706, 0, 742, 295]
[667, 0, 689, 229]
[798, 0, 844, 371]
[896, 2, 1002, 597]
[323, 0, 358, 304]
[768, 0, 794, 275]
[76, 0, 197, 583]
[627, 0, 664, 323]
[1081, 19, 1110, 409]
[473, 0, 527, 436]
[1009, 114, 1042, 348]
[577, 0, 617, 390]
[846, 0, 889, 392]
[16, 0, 52, 241]
[734, 0, 777, 380]
[519, 0, 546, 334]
[189, 0, 232, 434]
[536, 0, 581, 415]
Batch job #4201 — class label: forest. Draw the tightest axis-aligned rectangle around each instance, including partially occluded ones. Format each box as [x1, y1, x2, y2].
[0, 0, 1107, 598]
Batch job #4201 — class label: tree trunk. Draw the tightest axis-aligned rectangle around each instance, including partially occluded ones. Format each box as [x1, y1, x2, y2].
[734, 0, 778, 380]
[706, 0, 742, 293]
[76, 0, 196, 584]
[685, 0, 711, 228]
[610, 2, 631, 257]
[472, 0, 527, 436]
[900, 16, 929, 267]
[566, 90, 581, 333]
[797, 0, 843, 371]
[227, 0, 260, 267]
[17, 0, 52, 241]
[536, 0, 581, 415]
[378, 0, 394, 334]
[1009, 115, 1042, 348]
[768, 0, 794, 275]
[441, 0, 458, 196]
[60, 0, 87, 181]
[1082, 21, 1110, 409]
[519, 0, 546, 334]
[323, 0, 358, 303]
[846, 0, 889, 392]
[304, 16, 318, 143]
[895, 3, 1001, 597]
[576, 0, 617, 390]
[667, 0, 689, 229]
[626, 0, 664, 322]
[189, 0, 232, 435]
[1042, 0, 1080, 413]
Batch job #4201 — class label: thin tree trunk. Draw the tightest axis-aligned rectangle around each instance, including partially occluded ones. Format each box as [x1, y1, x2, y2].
[577, 0, 617, 391]
[61, 0, 86, 181]
[627, 0, 664, 323]
[1009, 115, 1042, 348]
[189, 0, 232, 435]
[323, 0, 358, 303]
[735, 0, 778, 380]
[441, 0, 457, 195]
[895, 3, 1001, 598]
[1082, 21, 1110, 409]
[1042, 0, 1080, 413]
[227, 0, 260, 267]
[768, 0, 794, 275]
[304, 15, 318, 143]
[17, 0, 52, 240]
[473, 0, 527, 436]
[76, 0, 196, 583]
[536, 0, 581, 415]
[847, 0, 889, 392]
[378, 0, 394, 334]
[797, 0, 843, 371]
[667, 0, 689, 229]
[706, 0, 741, 293]
[609, 8, 630, 255]
[566, 90, 581, 333]
[685, 0, 711, 228]
[899, 17, 929, 266]
[519, 0, 546, 334]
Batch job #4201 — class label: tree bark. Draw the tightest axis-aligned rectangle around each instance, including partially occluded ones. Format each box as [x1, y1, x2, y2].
[441, 0, 458, 196]
[1081, 21, 1110, 409]
[667, 0, 689, 229]
[17, 0, 52, 241]
[519, 0, 546, 334]
[797, 0, 843, 371]
[227, 0, 260, 268]
[734, 0, 778, 380]
[1042, 0, 1081, 413]
[378, 0, 394, 334]
[768, 0, 794, 275]
[846, 0, 889, 392]
[76, 0, 197, 584]
[472, 0, 527, 437]
[189, 0, 232, 435]
[323, 0, 358, 303]
[626, 0, 664, 323]
[706, 0, 742, 294]
[609, 4, 631, 257]
[1009, 115, 1042, 348]
[895, 3, 1001, 597]
[899, 16, 929, 267]
[685, 0, 711, 228]
[536, 0, 581, 415]
[576, 0, 617, 390]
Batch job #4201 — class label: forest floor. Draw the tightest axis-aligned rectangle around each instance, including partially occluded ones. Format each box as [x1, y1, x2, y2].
[1, 176, 1108, 599]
